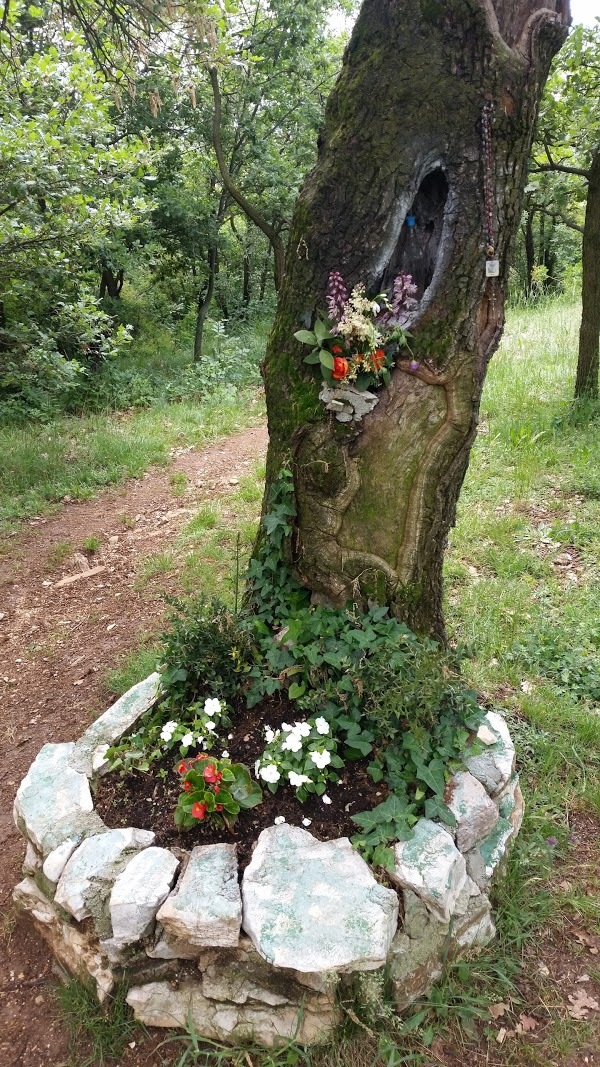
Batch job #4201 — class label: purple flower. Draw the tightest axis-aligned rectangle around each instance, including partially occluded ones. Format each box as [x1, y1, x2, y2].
[409, 360, 420, 371]
[545, 835, 558, 848]
[380, 272, 418, 325]
[325, 271, 348, 324]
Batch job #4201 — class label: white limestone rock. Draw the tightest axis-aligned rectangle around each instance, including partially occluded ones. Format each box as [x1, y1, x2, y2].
[127, 978, 338, 1046]
[70, 673, 161, 776]
[465, 777, 524, 890]
[390, 819, 467, 923]
[110, 847, 179, 948]
[13, 878, 114, 1001]
[464, 711, 515, 796]
[146, 927, 203, 960]
[445, 770, 499, 853]
[42, 839, 79, 886]
[241, 826, 398, 973]
[13, 742, 103, 856]
[55, 828, 155, 921]
[319, 383, 379, 423]
[158, 844, 241, 948]
[23, 842, 42, 877]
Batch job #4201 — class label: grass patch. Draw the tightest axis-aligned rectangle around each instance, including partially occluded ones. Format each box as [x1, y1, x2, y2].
[0, 387, 265, 534]
[54, 980, 141, 1067]
[105, 640, 161, 696]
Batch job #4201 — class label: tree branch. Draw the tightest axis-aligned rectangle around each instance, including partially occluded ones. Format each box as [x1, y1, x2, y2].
[534, 203, 584, 234]
[209, 64, 285, 291]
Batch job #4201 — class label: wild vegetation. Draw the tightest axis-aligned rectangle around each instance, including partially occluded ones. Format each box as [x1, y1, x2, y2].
[2, 0, 600, 1064]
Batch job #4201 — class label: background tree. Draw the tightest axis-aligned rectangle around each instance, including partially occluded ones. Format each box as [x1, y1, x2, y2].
[532, 22, 600, 399]
[260, 0, 570, 641]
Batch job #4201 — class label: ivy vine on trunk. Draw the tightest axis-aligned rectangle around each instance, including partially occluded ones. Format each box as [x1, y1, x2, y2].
[259, 0, 570, 641]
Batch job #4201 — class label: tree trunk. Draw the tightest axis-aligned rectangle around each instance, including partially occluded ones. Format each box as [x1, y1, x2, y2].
[575, 147, 600, 400]
[194, 245, 218, 362]
[524, 207, 536, 294]
[99, 265, 124, 300]
[260, 0, 569, 641]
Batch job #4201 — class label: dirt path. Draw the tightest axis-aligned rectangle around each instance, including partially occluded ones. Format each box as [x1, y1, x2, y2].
[0, 423, 268, 1067]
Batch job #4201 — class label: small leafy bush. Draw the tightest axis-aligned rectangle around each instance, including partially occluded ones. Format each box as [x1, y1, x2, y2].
[175, 754, 262, 830]
[158, 595, 258, 713]
[507, 622, 600, 704]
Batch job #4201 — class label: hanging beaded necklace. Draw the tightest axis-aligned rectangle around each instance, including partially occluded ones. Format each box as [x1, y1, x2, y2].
[481, 99, 500, 280]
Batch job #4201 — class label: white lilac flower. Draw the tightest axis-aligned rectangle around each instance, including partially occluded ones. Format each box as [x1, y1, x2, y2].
[180, 732, 193, 747]
[322, 794, 332, 805]
[264, 727, 275, 744]
[302, 818, 312, 827]
[314, 717, 330, 735]
[160, 720, 178, 742]
[274, 815, 286, 825]
[288, 771, 311, 788]
[282, 734, 303, 753]
[296, 722, 311, 738]
[204, 697, 222, 717]
[310, 750, 331, 770]
[221, 750, 229, 759]
[259, 764, 281, 784]
[205, 720, 216, 732]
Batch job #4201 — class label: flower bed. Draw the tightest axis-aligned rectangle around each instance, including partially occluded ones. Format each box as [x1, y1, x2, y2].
[13, 673, 523, 1048]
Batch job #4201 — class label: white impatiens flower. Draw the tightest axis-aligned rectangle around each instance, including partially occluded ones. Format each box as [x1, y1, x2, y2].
[302, 818, 312, 827]
[160, 720, 178, 742]
[315, 717, 330, 736]
[310, 750, 331, 770]
[204, 697, 222, 717]
[254, 759, 261, 778]
[274, 815, 286, 825]
[259, 764, 281, 784]
[205, 720, 216, 732]
[288, 771, 311, 788]
[180, 732, 194, 747]
[281, 722, 293, 732]
[221, 750, 229, 759]
[322, 794, 332, 805]
[281, 733, 303, 753]
[295, 721, 311, 738]
[264, 727, 275, 744]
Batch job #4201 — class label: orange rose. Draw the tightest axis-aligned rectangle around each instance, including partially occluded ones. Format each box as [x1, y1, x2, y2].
[332, 356, 349, 380]
[332, 345, 343, 355]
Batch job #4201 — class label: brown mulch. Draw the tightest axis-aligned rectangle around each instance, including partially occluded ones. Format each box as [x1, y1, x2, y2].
[0, 422, 267, 1067]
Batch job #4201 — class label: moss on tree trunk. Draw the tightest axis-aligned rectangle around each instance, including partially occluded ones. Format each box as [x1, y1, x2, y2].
[260, 0, 570, 640]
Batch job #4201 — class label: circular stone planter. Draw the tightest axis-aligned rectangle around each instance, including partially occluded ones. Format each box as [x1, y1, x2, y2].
[13, 675, 524, 1048]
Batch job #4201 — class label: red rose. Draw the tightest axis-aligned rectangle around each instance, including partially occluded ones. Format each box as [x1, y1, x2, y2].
[191, 802, 207, 820]
[183, 780, 193, 793]
[373, 348, 385, 370]
[332, 345, 343, 355]
[332, 356, 349, 381]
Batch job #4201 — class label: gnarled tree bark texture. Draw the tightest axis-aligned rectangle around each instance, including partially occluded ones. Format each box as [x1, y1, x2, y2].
[261, 0, 570, 641]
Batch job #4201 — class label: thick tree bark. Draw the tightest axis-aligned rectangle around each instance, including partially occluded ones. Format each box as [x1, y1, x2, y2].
[575, 147, 600, 400]
[260, 0, 569, 640]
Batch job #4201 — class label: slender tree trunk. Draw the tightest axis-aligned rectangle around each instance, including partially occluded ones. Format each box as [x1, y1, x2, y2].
[524, 207, 536, 294]
[194, 245, 218, 362]
[260, 0, 569, 640]
[99, 265, 124, 300]
[259, 246, 271, 301]
[243, 252, 251, 306]
[575, 147, 600, 400]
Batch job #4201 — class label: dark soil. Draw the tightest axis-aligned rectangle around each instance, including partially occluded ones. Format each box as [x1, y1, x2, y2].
[95, 692, 388, 870]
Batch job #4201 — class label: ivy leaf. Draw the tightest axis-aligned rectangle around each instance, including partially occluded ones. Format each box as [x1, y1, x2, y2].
[288, 681, 306, 699]
[424, 795, 457, 827]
